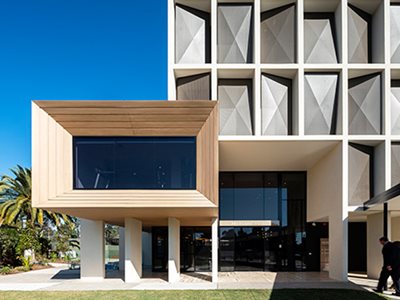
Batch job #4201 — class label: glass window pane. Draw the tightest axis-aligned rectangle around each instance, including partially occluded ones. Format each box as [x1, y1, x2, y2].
[74, 137, 196, 189]
[263, 173, 279, 220]
[234, 173, 264, 220]
[219, 173, 234, 220]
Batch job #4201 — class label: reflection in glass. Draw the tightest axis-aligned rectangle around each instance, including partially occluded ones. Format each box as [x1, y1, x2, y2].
[219, 227, 235, 271]
[218, 172, 307, 272]
[74, 137, 196, 189]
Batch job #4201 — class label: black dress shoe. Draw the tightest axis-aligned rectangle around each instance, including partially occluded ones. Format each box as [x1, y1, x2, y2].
[372, 289, 383, 293]
[392, 292, 400, 296]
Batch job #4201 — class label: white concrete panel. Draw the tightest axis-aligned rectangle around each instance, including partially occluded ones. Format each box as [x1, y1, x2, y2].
[391, 87, 400, 134]
[348, 6, 368, 63]
[304, 74, 338, 135]
[80, 219, 104, 280]
[348, 145, 370, 206]
[392, 144, 400, 187]
[212, 217, 218, 283]
[304, 18, 338, 63]
[218, 4, 253, 63]
[219, 80, 253, 135]
[124, 218, 142, 282]
[168, 217, 180, 283]
[308, 143, 342, 222]
[307, 143, 347, 281]
[374, 142, 386, 195]
[348, 74, 381, 135]
[371, 1, 385, 63]
[175, 5, 207, 64]
[391, 5, 400, 63]
[261, 5, 295, 63]
[261, 74, 290, 135]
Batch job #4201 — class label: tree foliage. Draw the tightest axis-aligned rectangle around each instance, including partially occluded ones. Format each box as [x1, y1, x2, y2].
[0, 165, 75, 228]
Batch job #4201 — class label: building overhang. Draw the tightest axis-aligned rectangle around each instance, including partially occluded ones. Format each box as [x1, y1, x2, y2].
[219, 137, 341, 171]
[32, 100, 219, 225]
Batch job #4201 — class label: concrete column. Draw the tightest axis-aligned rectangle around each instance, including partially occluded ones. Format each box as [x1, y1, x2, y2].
[124, 218, 142, 282]
[329, 214, 348, 281]
[80, 219, 105, 280]
[367, 212, 391, 279]
[168, 217, 180, 283]
[211, 217, 218, 283]
[118, 227, 125, 271]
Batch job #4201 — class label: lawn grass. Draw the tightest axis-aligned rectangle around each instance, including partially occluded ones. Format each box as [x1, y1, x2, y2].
[0, 289, 388, 300]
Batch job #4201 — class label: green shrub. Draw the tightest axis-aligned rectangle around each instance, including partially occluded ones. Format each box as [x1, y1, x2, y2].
[21, 256, 31, 270]
[0, 227, 20, 266]
[0, 266, 11, 274]
[14, 266, 29, 272]
[49, 252, 57, 262]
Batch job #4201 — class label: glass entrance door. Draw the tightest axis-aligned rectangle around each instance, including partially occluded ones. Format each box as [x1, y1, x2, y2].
[152, 227, 168, 272]
[235, 227, 265, 271]
[152, 227, 211, 272]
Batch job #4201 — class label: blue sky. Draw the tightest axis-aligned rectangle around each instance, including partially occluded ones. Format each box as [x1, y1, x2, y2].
[0, 0, 167, 175]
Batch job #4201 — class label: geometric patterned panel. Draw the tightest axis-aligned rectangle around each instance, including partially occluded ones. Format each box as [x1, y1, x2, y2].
[391, 5, 400, 63]
[261, 74, 291, 135]
[392, 143, 400, 187]
[348, 5, 370, 63]
[349, 73, 381, 135]
[218, 4, 253, 63]
[392, 83, 400, 134]
[304, 15, 338, 63]
[218, 79, 253, 135]
[261, 4, 295, 63]
[175, 5, 210, 64]
[304, 73, 339, 135]
[176, 73, 211, 100]
[349, 144, 371, 206]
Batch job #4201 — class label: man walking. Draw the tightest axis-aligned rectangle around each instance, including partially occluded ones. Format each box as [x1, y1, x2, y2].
[374, 237, 400, 296]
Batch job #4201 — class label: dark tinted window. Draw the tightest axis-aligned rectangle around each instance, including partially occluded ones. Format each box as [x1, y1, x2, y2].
[219, 172, 306, 223]
[74, 137, 196, 189]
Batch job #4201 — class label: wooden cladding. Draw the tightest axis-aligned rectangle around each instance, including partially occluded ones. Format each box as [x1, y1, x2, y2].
[32, 100, 219, 222]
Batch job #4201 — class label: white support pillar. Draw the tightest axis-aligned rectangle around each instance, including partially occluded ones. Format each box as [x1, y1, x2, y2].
[168, 217, 180, 283]
[124, 218, 142, 282]
[367, 212, 391, 279]
[80, 219, 105, 280]
[328, 214, 348, 281]
[118, 227, 125, 271]
[211, 217, 218, 283]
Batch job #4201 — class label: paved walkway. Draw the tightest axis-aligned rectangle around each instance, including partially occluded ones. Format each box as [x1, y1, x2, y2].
[0, 265, 398, 298]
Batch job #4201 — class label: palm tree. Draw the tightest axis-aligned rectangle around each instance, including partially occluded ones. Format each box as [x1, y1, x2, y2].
[0, 165, 75, 228]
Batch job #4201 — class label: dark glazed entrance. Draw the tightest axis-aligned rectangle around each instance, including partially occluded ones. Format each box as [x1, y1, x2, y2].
[152, 227, 212, 272]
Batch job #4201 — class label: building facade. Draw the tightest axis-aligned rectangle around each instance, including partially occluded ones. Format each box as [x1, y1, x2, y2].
[32, 0, 400, 284]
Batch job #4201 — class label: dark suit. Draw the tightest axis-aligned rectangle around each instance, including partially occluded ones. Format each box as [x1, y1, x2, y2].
[377, 242, 400, 294]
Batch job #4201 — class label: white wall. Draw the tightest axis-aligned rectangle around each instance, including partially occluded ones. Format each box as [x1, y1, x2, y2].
[392, 216, 400, 241]
[308, 143, 348, 281]
[308, 143, 343, 222]
[367, 212, 384, 279]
